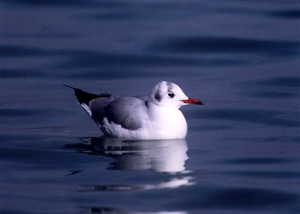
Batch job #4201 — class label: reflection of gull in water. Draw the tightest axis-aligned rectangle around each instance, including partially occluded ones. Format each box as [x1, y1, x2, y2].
[66, 137, 189, 174]
[65, 138, 194, 191]
[81, 206, 187, 214]
[81, 176, 193, 192]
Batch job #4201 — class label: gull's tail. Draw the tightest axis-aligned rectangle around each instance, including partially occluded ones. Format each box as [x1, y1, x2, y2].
[63, 84, 100, 116]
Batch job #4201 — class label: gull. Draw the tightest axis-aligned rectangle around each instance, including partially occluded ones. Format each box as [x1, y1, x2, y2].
[64, 81, 203, 140]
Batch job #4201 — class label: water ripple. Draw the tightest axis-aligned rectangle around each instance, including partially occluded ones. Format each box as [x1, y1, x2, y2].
[0, 45, 48, 57]
[169, 187, 299, 210]
[2, 0, 126, 8]
[151, 37, 300, 57]
[0, 69, 44, 79]
[0, 44, 248, 80]
[236, 76, 300, 100]
[269, 10, 300, 19]
[224, 157, 290, 165]
[0, 108, 46, 118]
[227, 170, 300, 179]
[258, 77, 300, 88]
[194, 108, 300, 127]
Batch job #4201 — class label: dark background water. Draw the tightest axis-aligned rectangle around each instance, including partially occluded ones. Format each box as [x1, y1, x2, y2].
[0, 0, 300, 213]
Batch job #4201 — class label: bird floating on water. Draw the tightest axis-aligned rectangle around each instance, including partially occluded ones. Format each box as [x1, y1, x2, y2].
[64, 81, 203, 140]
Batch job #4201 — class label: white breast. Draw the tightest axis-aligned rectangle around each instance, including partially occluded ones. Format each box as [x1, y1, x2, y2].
[145, 104, 188, 139]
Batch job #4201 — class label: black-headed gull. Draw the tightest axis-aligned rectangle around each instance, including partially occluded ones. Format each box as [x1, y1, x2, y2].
[64, 81, 203, 140]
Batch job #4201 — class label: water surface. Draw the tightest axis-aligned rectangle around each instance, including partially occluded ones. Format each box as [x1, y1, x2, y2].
[0, 0, 299, 213]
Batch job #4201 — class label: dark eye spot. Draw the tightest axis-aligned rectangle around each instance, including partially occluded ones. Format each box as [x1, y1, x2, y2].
[155, 91, 162, 102]
[168, 92, 175, 98]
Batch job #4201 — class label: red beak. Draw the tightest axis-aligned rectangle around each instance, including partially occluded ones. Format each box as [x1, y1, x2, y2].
[182, 98, 204, 105]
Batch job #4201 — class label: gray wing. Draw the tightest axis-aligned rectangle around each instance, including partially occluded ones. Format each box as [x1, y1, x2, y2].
[89, 93, 117, 123]
[135, 95, 149, 102]
[103, 97, 149, 130]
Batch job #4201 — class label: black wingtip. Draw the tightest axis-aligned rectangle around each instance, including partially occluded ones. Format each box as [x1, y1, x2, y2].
[64, 84, 100, 105]
[63, 84, 76, 90]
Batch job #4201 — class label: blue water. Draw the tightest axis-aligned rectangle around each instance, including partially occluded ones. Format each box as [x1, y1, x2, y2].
[1, 0, 300, 213]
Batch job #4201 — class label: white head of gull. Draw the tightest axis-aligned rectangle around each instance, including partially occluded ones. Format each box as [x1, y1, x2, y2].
[64, 81, 203, 140]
